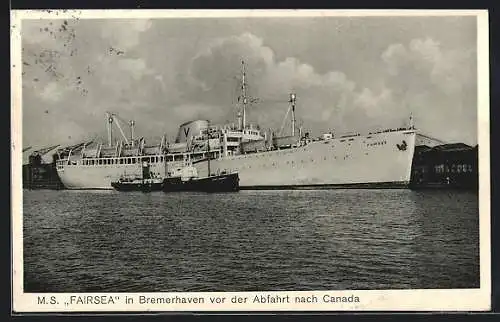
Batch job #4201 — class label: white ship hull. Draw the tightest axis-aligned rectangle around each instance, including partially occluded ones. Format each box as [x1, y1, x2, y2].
[195, 130, 416, 188]
[57, 130, 415, 190]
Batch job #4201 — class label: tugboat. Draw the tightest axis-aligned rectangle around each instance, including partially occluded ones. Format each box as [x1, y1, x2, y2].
[111, 161, 163, 192]
[163, 169, 240, 193]
[163, 122, 240, 193]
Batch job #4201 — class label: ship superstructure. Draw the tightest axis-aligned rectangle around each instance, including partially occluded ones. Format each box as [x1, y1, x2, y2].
[56, 61, 416, 189]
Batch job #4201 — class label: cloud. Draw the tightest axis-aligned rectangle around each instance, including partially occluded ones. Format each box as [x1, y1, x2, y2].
[380, 37, 477, 143]
[100, 19, 152, 49]
[21, 20, 477, 149]
[186, 33, 476, 144]
[39, 81, 65, 102]
[187, 33, 366, 135]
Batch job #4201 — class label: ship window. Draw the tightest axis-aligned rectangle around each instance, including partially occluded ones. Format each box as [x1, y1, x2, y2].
[120, 158, 123, 164]
[98, 159, 102, 165]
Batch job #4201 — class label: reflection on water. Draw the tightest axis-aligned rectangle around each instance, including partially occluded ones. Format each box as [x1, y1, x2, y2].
[23, 189, 479, 292]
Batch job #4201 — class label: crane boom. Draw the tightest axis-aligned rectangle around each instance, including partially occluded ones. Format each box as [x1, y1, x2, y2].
[112, 114, 130, 145]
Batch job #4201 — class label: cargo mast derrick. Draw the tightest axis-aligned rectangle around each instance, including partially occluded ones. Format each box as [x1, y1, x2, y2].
[278, 93, 298, 137]
[105, 112, 133, 148]
[240, 60, 248, 131]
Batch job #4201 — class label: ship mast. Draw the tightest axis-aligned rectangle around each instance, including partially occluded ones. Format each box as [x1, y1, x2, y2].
[241, 60, 248, 131]
[129, 120, 135, 147]
[106, 112, 113, 147]
[207, 122, 211, 176]
[290, 93, 296, 137]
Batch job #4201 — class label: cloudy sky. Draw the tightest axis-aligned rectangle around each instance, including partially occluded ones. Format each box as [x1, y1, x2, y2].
[20, 14, 478, 149]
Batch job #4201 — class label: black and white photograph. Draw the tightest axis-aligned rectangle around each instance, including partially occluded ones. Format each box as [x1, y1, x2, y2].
[11, 10, 490, 312]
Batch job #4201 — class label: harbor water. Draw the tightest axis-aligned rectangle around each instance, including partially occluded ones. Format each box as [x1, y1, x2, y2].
[22, 189, 479, 292]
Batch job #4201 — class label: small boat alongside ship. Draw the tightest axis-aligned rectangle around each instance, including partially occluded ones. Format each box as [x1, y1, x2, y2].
[163, 126, 240, 193]
[111, 161, 163, 192]
[163, 171, 240, 193]
[111, 177, 164, 192]
[111, 150, 240, 193]
[111, 172, 239, 193]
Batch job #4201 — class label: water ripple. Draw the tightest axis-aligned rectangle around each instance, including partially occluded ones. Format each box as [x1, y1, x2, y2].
[23, 189, 479, 292]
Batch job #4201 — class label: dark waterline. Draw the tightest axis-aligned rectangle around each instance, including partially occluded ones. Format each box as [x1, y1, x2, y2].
[23, 189, 479, 292]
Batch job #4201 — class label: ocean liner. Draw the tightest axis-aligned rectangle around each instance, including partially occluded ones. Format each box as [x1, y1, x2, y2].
[56, 61, 416, 189]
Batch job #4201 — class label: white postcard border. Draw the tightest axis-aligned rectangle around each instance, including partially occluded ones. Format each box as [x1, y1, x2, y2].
[11, 9, 491, 313]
